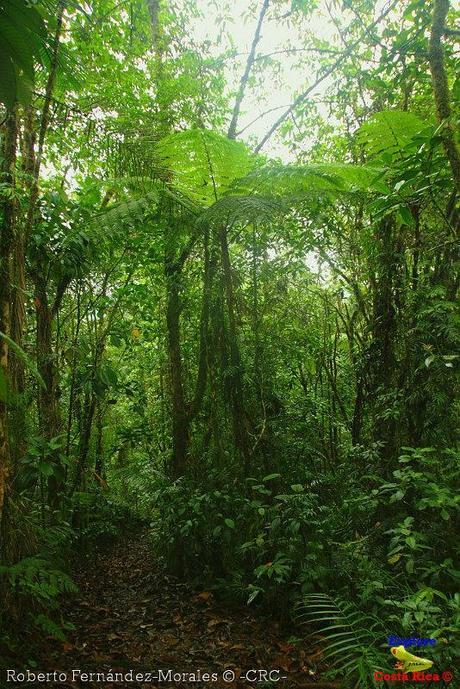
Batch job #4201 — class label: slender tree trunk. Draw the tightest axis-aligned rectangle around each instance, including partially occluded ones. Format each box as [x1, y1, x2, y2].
[71, 290, 113, 494]
[351, 373, 365, 446]
[18, 3, 66, 508]
[227, 0, 270, 139]
[9, 229, 27, 467]
[7, 106, 38, 473]
[188, 227, 214, 421]
[73, 393, 97, 493]
[25, 0, 66, 242]
[370, 215, 398, 469]
[0, 107, 18, 521]
[65, 285, 82, 462]
[94, 399, 104, 477]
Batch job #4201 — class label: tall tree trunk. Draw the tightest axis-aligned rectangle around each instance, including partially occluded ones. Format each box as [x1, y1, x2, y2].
[0, 107, 18, 522]
[227, 0, 270, 139]
[429, 0, 460, 194]
[25, 0, 66, 242]
[9, 107, 36, 468]
[370, 215, 398, 470]
[9, 229, 27, 467]
[351, 372, 365, 446]
[164, 256, 189, 479]
[188, 227, 214, 421]
[219, 226, 250, 473]
[94, 398, 104, 478]
[20, 3, 66, 508]
[73, 393, 97, 494]
[34, 268, 63, 506]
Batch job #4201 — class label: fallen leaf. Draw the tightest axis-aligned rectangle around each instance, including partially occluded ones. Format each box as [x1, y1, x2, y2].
[273, 655, 292, 671]
[197, 591, 213, 601]
[207, 617, 228, 628]
[277, 642, 294, 653]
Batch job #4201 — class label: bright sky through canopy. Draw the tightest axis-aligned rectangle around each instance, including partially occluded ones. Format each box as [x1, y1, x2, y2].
[190, 0, 390, 160]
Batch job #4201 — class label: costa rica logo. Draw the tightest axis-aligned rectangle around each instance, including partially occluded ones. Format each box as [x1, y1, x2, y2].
[390, 645, 434, 673]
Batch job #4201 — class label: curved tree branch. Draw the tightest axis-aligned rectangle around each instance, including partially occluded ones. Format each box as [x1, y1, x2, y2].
[227, 0, 270, 140]
[254, 0, 399, 153]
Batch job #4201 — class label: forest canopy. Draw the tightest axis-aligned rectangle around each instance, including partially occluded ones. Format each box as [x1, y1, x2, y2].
[0, 0, 459, 686]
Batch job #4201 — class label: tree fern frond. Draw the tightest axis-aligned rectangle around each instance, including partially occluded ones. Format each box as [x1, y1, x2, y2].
[91, 191, 160, 232]
[155, 129, 255, 204]
[234, 162, 388, 198]
[196, 194, 285, 228]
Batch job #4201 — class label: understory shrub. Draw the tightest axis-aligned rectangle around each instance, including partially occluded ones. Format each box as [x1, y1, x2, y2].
[144, 445, 460, 686]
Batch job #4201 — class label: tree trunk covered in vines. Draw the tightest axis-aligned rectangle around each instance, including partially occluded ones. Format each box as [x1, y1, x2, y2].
[428, 0, 460, 195]
[165, 257, 189, 479]
[370, 215, 399, 470]
[34, 269, 63, 507]
[219, 226, 250, 474]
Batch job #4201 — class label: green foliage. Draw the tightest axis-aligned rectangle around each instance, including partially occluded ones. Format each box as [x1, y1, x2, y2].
[379, 448, 460, 585]
[0, 0, 48, 108]
[0, 331, 46, 401]
[71, 491, 138, 544]
[356, 110, 428, 159]
[236, 163, 388, 197]
[18, 434, 66, 489]
[1, 0, 459, 678]
[197, 195, 286, 227]
[93, 190, 160, 231]
[0, 556, 77, 641]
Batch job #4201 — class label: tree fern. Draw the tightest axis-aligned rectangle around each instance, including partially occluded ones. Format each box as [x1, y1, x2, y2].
[92, 180, 205, 235]
[296, 593, 388, 688]
[154, 129, 255, 204]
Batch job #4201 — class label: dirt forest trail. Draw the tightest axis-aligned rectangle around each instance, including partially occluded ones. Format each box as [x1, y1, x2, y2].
[23, 532, 338, 689]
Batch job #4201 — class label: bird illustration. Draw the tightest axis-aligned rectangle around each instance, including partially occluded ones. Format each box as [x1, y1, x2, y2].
[391, 645, 434, 673]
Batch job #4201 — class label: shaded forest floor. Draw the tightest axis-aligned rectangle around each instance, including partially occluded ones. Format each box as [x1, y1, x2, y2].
[21, 531, 338, 689]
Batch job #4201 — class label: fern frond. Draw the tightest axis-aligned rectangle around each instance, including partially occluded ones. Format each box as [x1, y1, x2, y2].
[155, 129, 255, 205]
[92, 190, 160, 232]
[296, 593, 387, 688]
[235, 162, 388, 198]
